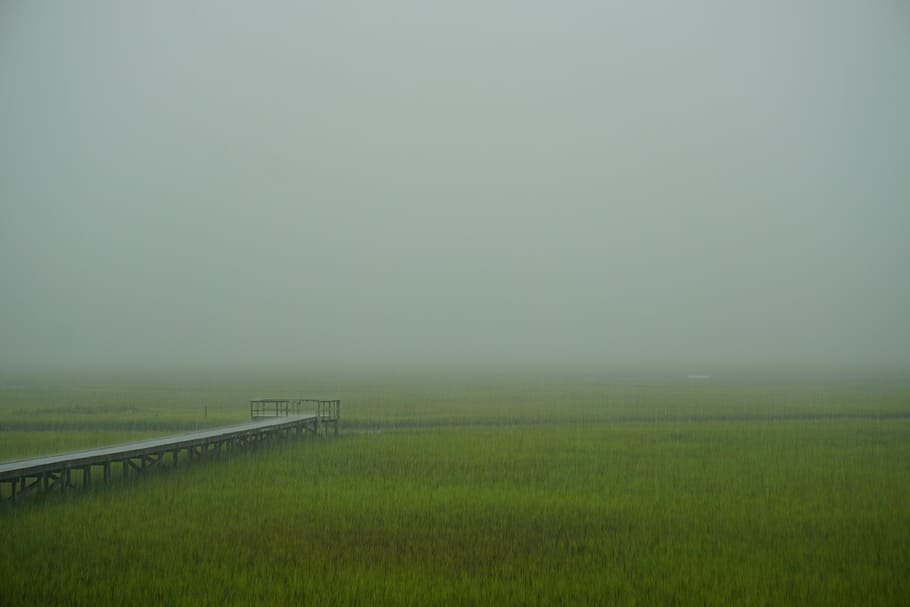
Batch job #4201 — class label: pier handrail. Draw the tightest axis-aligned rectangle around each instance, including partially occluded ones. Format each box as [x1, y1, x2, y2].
[250, 399, 339, 438]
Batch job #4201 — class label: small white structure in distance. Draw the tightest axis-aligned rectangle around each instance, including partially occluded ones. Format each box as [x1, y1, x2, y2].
[687, 374, 712, 380]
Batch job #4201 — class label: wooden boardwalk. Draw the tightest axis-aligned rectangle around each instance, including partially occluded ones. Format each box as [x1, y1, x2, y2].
[0, 409, 336, 502]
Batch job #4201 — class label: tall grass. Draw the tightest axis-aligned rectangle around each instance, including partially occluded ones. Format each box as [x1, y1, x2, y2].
[1, 371, 908, 605]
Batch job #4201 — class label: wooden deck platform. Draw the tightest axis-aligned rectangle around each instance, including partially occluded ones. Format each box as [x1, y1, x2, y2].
[0, 413, 330, 502]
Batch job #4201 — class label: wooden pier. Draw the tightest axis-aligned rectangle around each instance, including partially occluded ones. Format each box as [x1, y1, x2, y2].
[0, 400, 340, 502]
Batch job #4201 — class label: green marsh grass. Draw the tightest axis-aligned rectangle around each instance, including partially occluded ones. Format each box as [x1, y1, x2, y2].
[1, 371, 908, 605]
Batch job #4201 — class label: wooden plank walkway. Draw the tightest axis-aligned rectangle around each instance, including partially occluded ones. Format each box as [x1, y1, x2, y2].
[0, 414, 323, 501]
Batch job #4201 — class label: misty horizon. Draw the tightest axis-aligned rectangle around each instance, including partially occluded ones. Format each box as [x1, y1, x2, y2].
[2, 1, 908, 372]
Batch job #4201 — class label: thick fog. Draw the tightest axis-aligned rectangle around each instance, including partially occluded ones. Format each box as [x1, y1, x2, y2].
[1, 1, 908, 371]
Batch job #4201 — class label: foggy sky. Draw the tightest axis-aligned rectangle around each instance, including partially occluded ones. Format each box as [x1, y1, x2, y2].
[2, 1, 908, 371]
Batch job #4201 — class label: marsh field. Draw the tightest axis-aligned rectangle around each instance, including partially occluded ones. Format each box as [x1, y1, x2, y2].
[0, 369, 908, 606]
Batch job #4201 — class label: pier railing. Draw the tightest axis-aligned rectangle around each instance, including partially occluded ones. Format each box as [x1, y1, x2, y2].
[250, 399, 340, 436]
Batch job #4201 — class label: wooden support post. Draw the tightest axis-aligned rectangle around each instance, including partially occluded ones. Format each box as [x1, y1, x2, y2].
[83, 466, 91, 489]
[104, 462, 111, 482]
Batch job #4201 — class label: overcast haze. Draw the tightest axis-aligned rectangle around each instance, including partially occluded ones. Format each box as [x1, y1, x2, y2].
[1, 1, 908, 371]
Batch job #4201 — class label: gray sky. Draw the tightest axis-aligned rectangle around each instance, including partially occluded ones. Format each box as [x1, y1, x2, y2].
[1, 1, 908, 371]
